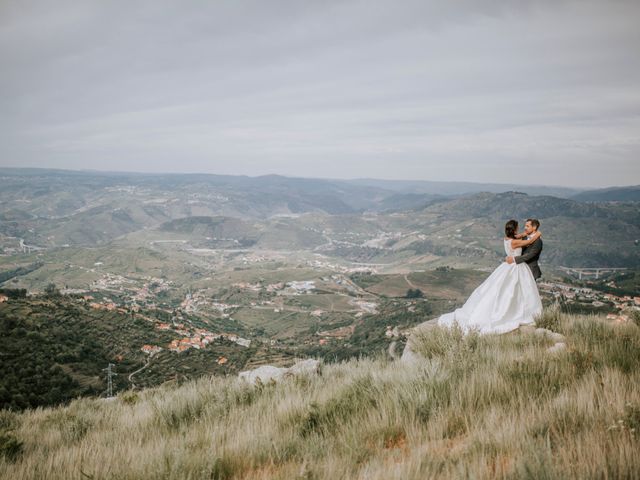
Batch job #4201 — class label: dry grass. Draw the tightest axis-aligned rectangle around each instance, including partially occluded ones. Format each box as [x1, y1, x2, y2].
[1, 313, 639, 479]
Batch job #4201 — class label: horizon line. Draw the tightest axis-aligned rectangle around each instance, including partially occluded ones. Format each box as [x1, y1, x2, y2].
[1, 165, 637, 191]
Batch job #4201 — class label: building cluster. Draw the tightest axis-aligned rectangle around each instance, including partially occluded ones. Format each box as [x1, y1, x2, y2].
[87, 273, 172, 312]
[285, 280, 316, 294]
[349, 298, 379, 314]
[180, 291, 216, 314]
[539, 281, 640, 314]
[140, 344, 162, 355]
[239, 253, 268, 264]
[305, 259, 377, 274]
[167, 328, 251, 353]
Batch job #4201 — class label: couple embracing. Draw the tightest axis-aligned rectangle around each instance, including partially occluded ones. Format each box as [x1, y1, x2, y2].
[437, 218, 544, 335]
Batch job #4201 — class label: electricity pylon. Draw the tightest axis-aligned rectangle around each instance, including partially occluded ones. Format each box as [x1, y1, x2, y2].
[102, 363, 117, 398]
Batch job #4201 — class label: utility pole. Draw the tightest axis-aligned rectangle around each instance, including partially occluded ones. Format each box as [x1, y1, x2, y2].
[103, 363, 117, 398]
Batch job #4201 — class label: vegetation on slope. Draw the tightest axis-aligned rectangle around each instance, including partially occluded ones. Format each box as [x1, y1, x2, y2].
[0, 297, 256, 411]
[1, 312, 638, 479]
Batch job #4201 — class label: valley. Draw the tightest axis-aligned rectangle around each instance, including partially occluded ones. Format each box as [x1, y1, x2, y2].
[1, 169, 638, 410]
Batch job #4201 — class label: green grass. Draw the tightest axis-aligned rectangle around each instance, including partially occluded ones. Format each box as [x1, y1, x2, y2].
[351, 269, 487, 299]
[1, 312, 639, 479]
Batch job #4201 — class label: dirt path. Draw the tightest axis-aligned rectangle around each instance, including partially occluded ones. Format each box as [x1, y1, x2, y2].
[404, 274, 418, 290]
[128, 354, 155, 389]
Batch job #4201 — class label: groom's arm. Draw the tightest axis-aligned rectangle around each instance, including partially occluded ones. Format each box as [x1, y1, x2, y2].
[514, 239, 542, 264]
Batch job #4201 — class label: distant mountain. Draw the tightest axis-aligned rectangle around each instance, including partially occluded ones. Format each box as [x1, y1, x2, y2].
[1, 169, 638, 267]
[571, 185, 640, 202]
[420, 191, 617, 220]
[341, 178, 583, 198]
[374, 193, 445, 212]
[408, 192, 640, 268]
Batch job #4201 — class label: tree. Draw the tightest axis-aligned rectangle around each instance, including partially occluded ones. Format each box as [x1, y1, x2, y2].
[44, 283, 59, 296]
[406, 288, 424, 299]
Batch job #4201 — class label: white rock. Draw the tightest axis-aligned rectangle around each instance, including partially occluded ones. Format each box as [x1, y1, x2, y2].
[519, 325, 537, 334]
[400, 318, 438, 365]
[287, 359, 321, 376]
[239, 359, 320, 385]
[400, 344, 422, 364]
[239, 365, 288, 384]
[534, 327, 565, 342]
[549, 332, 565, 342]
[547, 342, 567, 353]
[534, 327, 550, 337]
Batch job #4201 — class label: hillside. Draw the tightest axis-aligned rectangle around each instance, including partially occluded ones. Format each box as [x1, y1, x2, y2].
[410, 192, 640, 268]
[1, 311, 638, 479]
[0, 266, 494, 412]
[1, 170, 638, 268]
[0, 295, 257, 411]
[341, 178, 581, 198]
[572, 185, 640, 202]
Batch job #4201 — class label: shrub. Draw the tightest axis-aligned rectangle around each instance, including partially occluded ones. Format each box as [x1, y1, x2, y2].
[0, 410, 19, 431]
[298, 375, 377, 437]
[0, 431, 22, 462]
[624, 402, 640, 432]
[535, 303, 562, 331]
[411, 324, 480, 376]
[406, 288, 424, 298]
[119, 390, 140, 405]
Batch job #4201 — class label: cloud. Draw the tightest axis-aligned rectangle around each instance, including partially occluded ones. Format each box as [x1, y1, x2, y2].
[1, 0, 639, 187]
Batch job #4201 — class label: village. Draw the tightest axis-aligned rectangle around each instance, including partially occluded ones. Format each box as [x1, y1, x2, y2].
[66, 267, 391, 355]
[539, 280, 640, 323]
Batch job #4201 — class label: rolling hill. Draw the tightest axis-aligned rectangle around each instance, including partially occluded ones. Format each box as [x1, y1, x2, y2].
[571, 185, 640, 202]
[1, 311, 638, 479]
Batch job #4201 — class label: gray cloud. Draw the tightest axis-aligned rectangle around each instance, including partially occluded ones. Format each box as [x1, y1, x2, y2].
[1, 0, 639, 187]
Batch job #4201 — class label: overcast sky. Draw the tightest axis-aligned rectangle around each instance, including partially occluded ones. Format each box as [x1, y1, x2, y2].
[1, 0, 639, 188]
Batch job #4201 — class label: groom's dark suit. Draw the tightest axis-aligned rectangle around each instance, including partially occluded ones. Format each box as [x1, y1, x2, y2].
[515, 236, 543, 280]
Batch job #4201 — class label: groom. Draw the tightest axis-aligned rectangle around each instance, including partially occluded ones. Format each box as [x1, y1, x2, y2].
[506, 218, 543, 280]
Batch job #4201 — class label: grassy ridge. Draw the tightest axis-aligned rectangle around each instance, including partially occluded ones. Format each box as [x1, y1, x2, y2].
[1, 312, 639, 479]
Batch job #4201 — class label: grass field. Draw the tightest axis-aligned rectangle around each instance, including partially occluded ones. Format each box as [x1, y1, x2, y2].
[352, 269, 487, 300]
[1, 311, 638, 479]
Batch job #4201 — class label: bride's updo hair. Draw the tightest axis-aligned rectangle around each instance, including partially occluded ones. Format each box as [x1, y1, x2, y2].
[505, 220, 518, 239]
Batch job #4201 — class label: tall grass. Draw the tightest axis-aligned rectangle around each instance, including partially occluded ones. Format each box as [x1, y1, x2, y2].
[1, 313, 639, 479]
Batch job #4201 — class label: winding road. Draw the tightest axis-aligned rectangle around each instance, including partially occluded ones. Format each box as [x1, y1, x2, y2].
[128, 353, 156, 389]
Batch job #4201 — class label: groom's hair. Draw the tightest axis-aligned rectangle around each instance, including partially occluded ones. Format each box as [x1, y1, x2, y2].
[526, 218, 540, 230]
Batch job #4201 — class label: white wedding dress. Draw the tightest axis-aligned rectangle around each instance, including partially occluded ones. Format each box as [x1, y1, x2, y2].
[437, 239, 543, 334]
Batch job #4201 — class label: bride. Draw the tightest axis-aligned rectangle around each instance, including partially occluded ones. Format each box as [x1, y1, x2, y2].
[437, 219, 543, 334]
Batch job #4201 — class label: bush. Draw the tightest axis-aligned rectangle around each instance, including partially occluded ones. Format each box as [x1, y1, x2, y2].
[412, 324, 479, 365]
[535, 303, 562, 331]
[119, 390, 140, 406]
[0, 431, 22, 462]
[406, 288, 424, 298]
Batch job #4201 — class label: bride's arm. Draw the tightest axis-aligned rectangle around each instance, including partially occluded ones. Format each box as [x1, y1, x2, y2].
[509, 231, 541, 248]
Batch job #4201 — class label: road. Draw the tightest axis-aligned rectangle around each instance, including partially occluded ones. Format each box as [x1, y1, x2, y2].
[128, 353, 156, 389]
[404, 274, 418, 290]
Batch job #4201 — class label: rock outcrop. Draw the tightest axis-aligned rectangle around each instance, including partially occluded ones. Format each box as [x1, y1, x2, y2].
[238, 359, 321, 385]
[400, 318, 438, 364]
